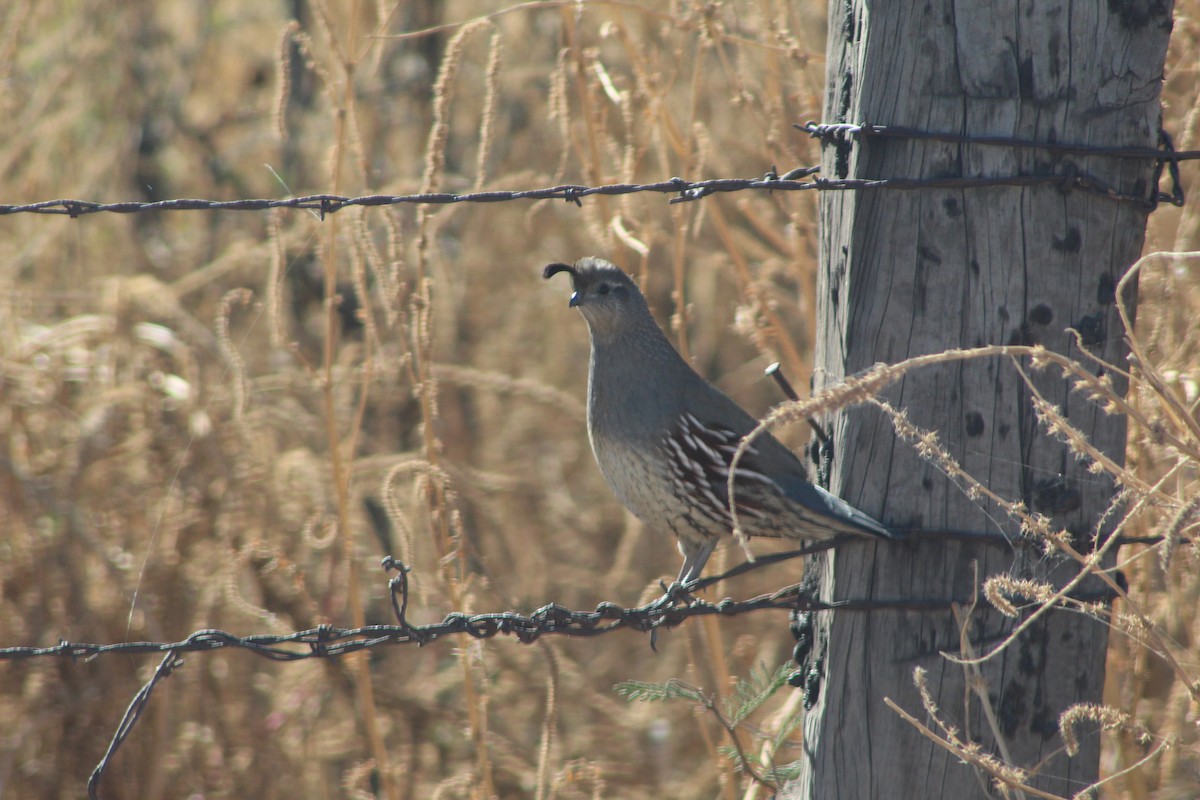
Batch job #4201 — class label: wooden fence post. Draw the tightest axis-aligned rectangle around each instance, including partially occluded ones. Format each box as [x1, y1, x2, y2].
[785, 3, 1173, 798]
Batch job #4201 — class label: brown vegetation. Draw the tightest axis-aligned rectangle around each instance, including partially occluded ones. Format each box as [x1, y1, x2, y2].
[0, 2, 1197, 798]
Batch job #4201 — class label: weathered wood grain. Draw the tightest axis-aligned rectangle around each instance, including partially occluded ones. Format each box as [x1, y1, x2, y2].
[785, 2, 1173, 798]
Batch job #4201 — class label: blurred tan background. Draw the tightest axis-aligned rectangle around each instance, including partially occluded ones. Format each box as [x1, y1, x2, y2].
[1, 2, 1198, 798]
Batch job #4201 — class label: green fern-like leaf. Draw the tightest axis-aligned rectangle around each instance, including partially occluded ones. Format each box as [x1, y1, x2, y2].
[763, 760, 804, 783]
[726, 662, 792, 726]
[715, 743, 746, 770]
[614, 679, 706, 704]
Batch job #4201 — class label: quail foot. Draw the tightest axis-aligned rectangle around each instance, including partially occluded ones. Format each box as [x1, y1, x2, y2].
[544, 257, 894, 585]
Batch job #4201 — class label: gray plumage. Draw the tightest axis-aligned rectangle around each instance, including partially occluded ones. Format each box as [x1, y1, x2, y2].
[544, 256, 893, 583]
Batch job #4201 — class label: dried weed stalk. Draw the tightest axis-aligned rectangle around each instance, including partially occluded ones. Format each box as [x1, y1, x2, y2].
[4, 3, 1198, 798]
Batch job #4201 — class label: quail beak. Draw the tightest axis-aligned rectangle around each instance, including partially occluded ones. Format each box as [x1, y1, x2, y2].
[542, 262, 581, 309]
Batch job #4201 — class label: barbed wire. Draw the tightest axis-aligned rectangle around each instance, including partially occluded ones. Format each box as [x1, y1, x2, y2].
[803, 121, 1184, 160]
[0, 533, 1150, 800]
[1, 123, 1190, 219]
[0, 543, 910, 663]
[0, 174, 817, 218]
[801, 122, 1190, 208]
[87, 652, 179, 800]
[1, 527, 1168, 665]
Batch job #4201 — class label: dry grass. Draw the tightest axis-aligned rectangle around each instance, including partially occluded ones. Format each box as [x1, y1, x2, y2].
[0, 1, 1197, 798]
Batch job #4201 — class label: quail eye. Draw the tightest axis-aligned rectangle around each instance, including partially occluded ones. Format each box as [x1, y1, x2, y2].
[597, 283, 611, 296]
